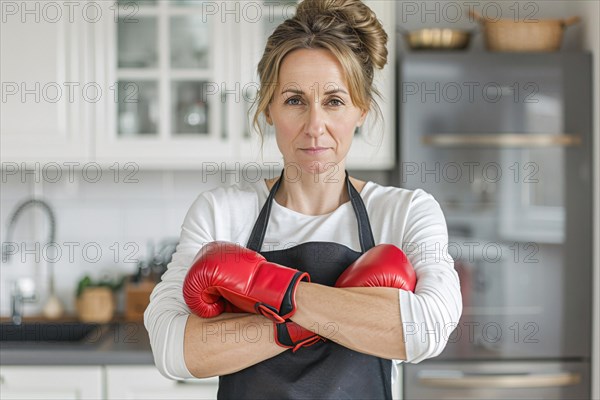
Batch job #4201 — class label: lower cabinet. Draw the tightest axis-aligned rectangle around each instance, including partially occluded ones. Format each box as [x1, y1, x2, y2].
[1, 364, 399, 399]
[106, 365, 218, 400]
[0, 366, 103, 400]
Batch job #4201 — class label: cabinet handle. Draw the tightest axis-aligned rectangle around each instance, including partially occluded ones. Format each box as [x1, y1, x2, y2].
[221, 92, 228, 140]
[243, 88, 258, 140]
[422, 133, 582, 147]
[419, 371, 581, 388]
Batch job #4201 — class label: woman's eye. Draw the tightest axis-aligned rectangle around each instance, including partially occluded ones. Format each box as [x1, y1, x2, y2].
[285, 97, 302, 106]
[328, 98, 343, 106]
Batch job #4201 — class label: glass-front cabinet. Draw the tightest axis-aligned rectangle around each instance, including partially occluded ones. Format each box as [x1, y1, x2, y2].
[93, 0, 395, 169]
[95, 0, 236, 167]
[2, 0, 395, 169]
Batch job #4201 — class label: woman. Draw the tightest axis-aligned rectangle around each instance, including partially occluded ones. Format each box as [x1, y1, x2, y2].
[144, 0, 462, 398]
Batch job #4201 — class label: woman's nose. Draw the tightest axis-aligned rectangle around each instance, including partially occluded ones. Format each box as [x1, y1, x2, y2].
[306, 103, 325, 137]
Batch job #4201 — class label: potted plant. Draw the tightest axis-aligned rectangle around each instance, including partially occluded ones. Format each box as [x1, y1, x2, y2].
[75, 274, 125, 323]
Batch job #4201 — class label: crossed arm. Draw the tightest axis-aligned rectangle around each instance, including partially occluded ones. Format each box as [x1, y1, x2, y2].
[183, 282, 405, 379]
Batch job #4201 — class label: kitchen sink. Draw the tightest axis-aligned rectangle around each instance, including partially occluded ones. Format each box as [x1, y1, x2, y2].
[0, 322, 105, 344]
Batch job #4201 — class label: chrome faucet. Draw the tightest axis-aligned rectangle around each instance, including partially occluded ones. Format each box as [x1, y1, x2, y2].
[10, 278, 37, 325]
[2, 198, 56, 325]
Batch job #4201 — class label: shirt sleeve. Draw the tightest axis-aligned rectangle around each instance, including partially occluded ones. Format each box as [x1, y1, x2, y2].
[397, 189, 463, 363]
[143, 192, 215, 380]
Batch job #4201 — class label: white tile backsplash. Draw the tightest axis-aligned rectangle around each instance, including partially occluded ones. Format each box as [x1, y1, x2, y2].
[0, 169, 218, 316]
[0, 168, 393, 316]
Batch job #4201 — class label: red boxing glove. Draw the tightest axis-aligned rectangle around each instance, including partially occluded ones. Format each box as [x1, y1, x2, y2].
[335, 244, 416, 291]
[223, 302, 245, 313]
[183, 241, 310, 323]
[274, 320, 323, 353]
[208, 257, 321, 352]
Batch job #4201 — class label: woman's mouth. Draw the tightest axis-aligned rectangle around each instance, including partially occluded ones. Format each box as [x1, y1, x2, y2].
[301, 147, 329, 154]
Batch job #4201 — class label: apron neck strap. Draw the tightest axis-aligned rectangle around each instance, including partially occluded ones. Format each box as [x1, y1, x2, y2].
[246, 168, 375, 252]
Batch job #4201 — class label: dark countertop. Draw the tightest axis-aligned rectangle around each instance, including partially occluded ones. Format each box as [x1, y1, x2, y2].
[0, 320, 154, 365]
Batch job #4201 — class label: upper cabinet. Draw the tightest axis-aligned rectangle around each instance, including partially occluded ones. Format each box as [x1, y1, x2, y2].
[94, 0, 236, 168]
[0, 7, 94, 163]
[3, 0, 396, 170]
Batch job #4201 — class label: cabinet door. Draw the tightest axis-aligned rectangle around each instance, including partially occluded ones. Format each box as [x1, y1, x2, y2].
[0, 5, 92, 163]
[0, 366, 103, 399]
[106, 364, 398, 399]
[94, 0, 236, 168]
[106, 365, 218, 399]
[346, 0, 396, 170]
[235, 0, 396, 170]
[233, 0, 288, 169]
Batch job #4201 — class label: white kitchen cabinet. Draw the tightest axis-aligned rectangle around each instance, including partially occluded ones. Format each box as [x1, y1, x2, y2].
[95, 0, 396, 169]
[105, 365, 218, 399]
[106, 364, 400, 399]
[93, 0, 236, 168]
[0, 366, 103, 399]
[0, 5, 93, 163]
[348, 0, 396, 170]
[3, 0, 396, 170]
[236, 0, 396, 170]
[0, 363, 398, 398]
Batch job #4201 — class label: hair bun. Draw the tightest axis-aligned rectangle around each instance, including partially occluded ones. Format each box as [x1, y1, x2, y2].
[295, 0, 388, 70]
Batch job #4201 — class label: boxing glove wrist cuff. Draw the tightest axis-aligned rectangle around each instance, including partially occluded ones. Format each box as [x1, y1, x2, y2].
[274, 320, 324, 353]
[280, 271, 307, 317]
[254, 270, 309, 323]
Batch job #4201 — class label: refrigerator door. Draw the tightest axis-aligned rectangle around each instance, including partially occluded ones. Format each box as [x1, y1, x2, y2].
[397, 53, 593, 360]
[404, 360, 590, 400]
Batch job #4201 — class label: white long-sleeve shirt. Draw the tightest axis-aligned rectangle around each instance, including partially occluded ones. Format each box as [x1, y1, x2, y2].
[144, 178, 462, 385]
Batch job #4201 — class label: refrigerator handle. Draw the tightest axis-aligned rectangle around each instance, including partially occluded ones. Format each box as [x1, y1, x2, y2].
[419, 371, 581, 389]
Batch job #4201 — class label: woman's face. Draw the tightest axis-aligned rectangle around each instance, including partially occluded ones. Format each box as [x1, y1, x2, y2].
[266, 48, 367, 176]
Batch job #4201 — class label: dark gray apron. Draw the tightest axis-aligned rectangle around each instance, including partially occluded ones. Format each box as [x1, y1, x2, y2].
[217, 168, 392, 399]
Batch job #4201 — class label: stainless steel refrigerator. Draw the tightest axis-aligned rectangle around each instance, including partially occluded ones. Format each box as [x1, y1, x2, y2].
[396, 52, 593, 399]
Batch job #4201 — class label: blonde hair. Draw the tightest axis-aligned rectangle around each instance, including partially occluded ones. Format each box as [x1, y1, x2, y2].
[250, 0, 388, 154]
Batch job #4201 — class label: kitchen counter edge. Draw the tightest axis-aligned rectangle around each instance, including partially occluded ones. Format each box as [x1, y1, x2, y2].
[0, 322, 154, 365]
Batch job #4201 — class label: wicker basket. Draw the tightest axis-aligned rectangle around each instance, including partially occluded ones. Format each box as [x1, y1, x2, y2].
[469, 9, 580, 52]
[76, 287, 115, 323]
